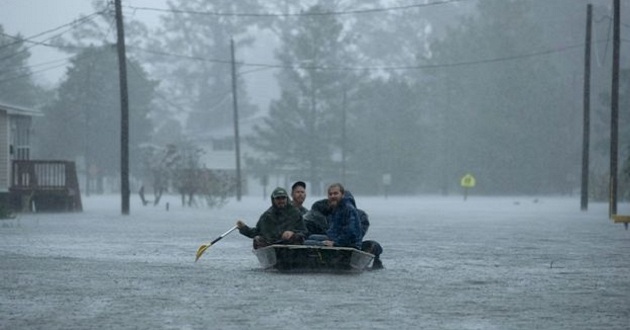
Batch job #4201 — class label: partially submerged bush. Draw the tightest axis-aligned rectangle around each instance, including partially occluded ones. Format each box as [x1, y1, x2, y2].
[0, 204, 15, 219]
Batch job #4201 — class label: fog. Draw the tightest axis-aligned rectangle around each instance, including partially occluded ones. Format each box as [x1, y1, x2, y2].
[1, 0, 629, 198]
[2, 4, 630, 329]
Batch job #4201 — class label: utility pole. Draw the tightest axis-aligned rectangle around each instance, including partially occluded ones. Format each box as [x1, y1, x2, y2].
[114, 0, 130, 215]
[230, 38, 242, 201]
[581, 4, 592, 211]
[341, 87, 347, 183]
[609, 0, 620, 217]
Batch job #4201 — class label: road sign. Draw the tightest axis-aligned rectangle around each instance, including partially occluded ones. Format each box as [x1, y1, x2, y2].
[460, 173, 476, 188]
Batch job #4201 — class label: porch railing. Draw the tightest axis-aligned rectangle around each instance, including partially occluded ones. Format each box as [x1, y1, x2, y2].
[10, 160, 82, 211]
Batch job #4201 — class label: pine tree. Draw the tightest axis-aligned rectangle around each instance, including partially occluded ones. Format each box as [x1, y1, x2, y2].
[0, 25, 45, 106]
[36, 46, 156, 191]
[247, 4, 364, 194]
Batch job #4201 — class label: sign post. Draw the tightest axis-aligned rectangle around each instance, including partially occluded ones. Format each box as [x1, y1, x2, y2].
[382, 173, 391, 199]
[460, 173, 476, 201]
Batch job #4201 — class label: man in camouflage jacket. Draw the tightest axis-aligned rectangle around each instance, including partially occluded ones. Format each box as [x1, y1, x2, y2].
[236, 187, 306, 249]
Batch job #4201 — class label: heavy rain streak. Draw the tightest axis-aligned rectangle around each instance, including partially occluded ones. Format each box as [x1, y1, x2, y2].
[0, 1, 629, 329]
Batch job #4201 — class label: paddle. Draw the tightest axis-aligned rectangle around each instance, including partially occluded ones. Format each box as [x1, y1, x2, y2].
[195, 225, 238, 262]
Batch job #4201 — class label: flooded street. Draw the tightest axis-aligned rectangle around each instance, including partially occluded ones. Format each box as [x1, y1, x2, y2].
[1, 195, 629, 329]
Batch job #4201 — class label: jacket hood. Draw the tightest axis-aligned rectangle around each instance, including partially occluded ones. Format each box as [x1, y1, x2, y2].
[344, 190, 357, 208]
[270, 187, 289, 206]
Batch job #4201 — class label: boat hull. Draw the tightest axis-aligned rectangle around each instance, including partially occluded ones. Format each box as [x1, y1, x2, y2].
[253, 244, 374, 273]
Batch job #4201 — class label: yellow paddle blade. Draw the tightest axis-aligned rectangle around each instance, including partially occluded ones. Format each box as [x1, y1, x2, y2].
[195, 244, 210, 262]
[195, 225, 238, 262]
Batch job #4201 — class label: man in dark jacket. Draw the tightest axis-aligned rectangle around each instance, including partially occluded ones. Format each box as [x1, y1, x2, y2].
[236, 187, 306, 249]
[304, 189, 384, 269]
[304, 183, 363, 249]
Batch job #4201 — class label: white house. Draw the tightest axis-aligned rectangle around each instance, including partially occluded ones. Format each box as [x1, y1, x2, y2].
[0, 101, 81, 212]
[197, 112, 301, 198]
[0, 101, 41, 200]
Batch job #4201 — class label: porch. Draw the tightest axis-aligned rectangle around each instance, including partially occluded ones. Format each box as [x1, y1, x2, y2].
[10, 160, 82, 212]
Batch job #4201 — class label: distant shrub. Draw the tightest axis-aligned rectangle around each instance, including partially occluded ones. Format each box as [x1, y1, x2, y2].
[0, 204, 14, 219]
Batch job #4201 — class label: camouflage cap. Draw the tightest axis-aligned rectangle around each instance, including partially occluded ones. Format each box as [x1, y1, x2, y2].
[271, 187, 288, 198]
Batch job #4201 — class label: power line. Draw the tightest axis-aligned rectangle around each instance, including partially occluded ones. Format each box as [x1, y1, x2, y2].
[2, 0, 626, 85]
[4, 36, 626, 86]
[0, 10, 108, 66]
[124, 0, 471, 18]
[0, 61, 69, 86]
[126, 58, 189, 114]
[0, 6, 116, 83]
[128, 46, 231, 65]
[0, 57, 69, 76]
[131, 41, 595, 73]
[0, 32, 85, 51]
[0, 11, 105, 51]
[595, 14, 630, 29]
[127, 56, 233, 118]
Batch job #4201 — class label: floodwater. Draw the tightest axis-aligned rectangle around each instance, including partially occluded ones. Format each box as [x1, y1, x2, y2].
[1, 194, 628, 329]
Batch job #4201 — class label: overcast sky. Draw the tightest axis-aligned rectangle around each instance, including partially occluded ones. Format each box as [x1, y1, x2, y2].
[1, 1, 94, 85]
[0, 0, 169, 86]
[0, 0, 278, 107]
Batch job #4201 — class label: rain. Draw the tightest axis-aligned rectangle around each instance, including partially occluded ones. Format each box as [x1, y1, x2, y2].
[0, 0, 629, 329]
[1, 195, 629, 329]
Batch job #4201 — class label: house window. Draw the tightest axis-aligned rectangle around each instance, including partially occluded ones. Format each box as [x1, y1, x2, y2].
[212, 138, 234, 151]
[10, 116, 31, 160]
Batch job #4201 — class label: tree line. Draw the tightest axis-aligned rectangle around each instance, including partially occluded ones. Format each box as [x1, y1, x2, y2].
[0, 0, 627, 199]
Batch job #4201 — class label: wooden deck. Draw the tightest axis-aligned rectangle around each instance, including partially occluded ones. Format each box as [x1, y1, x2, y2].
[10, 160, 82, 212]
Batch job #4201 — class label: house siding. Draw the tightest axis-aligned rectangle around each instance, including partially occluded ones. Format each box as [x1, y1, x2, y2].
[0, 111, 8, 192]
